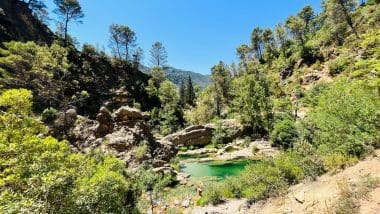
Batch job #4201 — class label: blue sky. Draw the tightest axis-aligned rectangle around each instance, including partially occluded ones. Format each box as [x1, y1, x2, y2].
[46, 0, 323, 74]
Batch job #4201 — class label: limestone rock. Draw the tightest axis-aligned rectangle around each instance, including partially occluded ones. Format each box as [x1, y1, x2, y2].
[95, 107, 113, 137]
[162, 125, 214, 146]
[113, 106, 145, 122]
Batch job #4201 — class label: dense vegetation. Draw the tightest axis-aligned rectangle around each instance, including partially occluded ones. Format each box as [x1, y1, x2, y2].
[0, 0, 379, 212]
[193, 0, 380, 205]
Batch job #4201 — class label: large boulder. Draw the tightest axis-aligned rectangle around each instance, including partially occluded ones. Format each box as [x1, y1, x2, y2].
[162, 125, 214, 146]
[94, 107, 113, 137]
[113, 106, 145, 122]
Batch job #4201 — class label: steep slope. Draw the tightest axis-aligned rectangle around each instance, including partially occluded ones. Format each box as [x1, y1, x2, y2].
[0, 0, 54, 44]
[189, 151, 380, 214]
[141, 65, 210, 88]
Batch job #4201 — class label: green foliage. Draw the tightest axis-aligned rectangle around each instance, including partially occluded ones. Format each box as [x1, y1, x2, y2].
[185, 87, 214, 125]
[133, 143, 148, 161]
[211, 61, 231, 116]
[0, 41, 68, 111]
[306, 79, 380, 158]
[158, 80, 181, 135]
[231, 72, 273, 136]
[41, 107, 58, 123]
[328, 55, 352, 75]
[270, 117, 299, 149]
[0, 89, 140, 213]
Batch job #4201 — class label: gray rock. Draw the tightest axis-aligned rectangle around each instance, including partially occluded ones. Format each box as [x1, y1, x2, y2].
[113, 106, 145, 122]
[163, 125, 214, 146]
[181, 199, 190, 208]
[95, 107, 113, 137]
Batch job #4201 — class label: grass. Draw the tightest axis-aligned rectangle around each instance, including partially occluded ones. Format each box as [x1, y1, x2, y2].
[326, 176, 379, 214]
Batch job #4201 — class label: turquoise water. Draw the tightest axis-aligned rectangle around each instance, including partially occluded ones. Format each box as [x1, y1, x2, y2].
[180, 160, 251, 181]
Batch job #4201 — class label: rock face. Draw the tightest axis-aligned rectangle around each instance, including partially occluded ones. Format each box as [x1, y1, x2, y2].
[95, 107, 113, 138]
[162, 125, 214, 146]
[70, 106, 177, 169]
[163, 119, 249, 146]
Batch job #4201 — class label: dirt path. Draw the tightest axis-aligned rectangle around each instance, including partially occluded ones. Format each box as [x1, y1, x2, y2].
[188, 150, 380, 214]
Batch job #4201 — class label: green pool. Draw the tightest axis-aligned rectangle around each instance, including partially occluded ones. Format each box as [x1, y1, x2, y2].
[180, 160, 251, 181]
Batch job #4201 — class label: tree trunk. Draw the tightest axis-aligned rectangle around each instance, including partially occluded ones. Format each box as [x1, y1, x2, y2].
[64, 15, 69, 45]
[339, 0, 360, 39]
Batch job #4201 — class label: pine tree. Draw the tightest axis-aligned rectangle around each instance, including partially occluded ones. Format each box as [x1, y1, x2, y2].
[186, 76, 195, 106]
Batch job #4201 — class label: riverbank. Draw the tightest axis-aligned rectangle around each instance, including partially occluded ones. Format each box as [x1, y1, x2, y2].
[187, 150, 380, 214]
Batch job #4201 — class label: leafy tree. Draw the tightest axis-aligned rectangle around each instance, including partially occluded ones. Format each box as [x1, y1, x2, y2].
[236, 44, 251, 69]
[298, 5, 315, 33]
[274, 22, 289, 57]
[210, 61, 231, 116]
[109, 24, 137, 62]
[53, 0, 84, 44]
[323, 0, 360, 39]
[24, 0, 49, 22]
[146, 67, 166, 97]
[158, 80, 180, 135]
[231, 71, 273, 136]
[149, 41, 168, 68]
[185, 87, 214, 125]
[286, 15, 306, 47]
[251, 27, 264, 61]
[262, 28, 277, 63]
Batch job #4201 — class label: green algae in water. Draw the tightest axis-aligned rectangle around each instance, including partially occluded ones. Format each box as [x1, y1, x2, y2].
[180, 160, 251, 181]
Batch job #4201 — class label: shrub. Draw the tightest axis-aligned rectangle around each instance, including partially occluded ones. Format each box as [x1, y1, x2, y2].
[306, 79, 380, 157]
[328, 56, 351, 75]
[134, 143, 148, 161]
[270, 117, 299, 149]
[41, 107, 58, 123]
[199, 182, 224, 205]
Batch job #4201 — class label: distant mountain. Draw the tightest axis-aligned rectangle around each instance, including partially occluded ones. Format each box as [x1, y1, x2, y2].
[141, 66, 210, 88]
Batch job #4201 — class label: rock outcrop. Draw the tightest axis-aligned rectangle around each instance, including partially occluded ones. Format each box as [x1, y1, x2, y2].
[163, 119, 249, 146]
[69, 106, 177, 169]
[162, 125, 214, 146]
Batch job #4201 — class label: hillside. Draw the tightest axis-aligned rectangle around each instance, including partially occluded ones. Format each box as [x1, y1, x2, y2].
[141, 65, 210, 88]
[0, 0, 53, 44]
[0, 0, 379, 213]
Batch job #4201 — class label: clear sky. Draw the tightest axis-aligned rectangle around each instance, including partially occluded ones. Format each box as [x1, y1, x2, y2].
[46, 0, 323, 75]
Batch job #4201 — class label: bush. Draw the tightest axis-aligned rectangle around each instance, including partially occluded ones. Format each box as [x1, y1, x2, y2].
[133, 143, 148, 161]
[306, 79, 380, 158]
[270, 117, 299, 149]
[199, 182, 224, 205]
[328, 56, 351, 75]
[41, 107, 58, 123]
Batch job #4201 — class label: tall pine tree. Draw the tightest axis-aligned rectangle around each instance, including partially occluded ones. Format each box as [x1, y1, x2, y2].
[186, 76, 195, 106]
